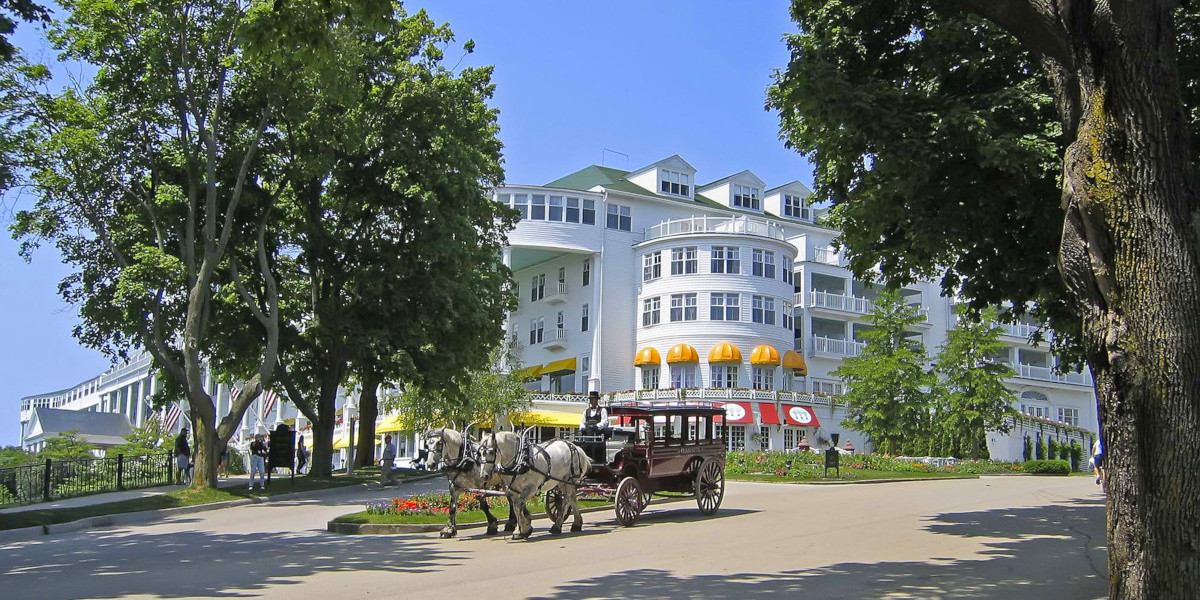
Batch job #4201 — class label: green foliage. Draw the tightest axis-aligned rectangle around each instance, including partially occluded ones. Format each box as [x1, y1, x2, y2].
[226, 447, 247, 475]
[1036, 435, 1047, 460]
[833, 289, 935, 454]
[1047, 437, 1059, 462]
[1023, 436, 1032, 462]
[0, 445, 37, 468]
[387, 343, 531, 432]
[724, 450, 1024, 478]
[1058, 440, 1071, 461]
[1024, 459, 1071, 475]
[1069, 440, 1083, 472]
[109, 418, 170, 456]
[38, 430, 95, 461]
[0, 0, 49, 62]
[933, 306, 1018, 458]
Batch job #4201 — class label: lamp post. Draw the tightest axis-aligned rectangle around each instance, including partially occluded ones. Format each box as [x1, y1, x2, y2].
[345, 396, 358, 475]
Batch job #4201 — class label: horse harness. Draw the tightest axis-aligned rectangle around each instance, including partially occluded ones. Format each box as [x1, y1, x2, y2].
[495, 438, 585, 490]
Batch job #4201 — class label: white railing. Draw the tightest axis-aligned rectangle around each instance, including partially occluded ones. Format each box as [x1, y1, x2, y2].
[811, 247, 842, 265]
[643, 215, 787, 242]
[543, 329, 568, 348]
[811, 336, 866, 357]
[598, 388, 838, 407]
[556, 281, 567, 295]
[1002, 322, 1049, 341]
[525, 392, 589, 404]
[809, 290, 872, 314]
[1016, 363, 1093, 386]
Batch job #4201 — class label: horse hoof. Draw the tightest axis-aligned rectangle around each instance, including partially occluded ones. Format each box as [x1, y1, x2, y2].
[486, 527, 499, 536]
[439, 530, 456, 539]
[504, 525, 516, 533]
[570, 524, 582, 533]
[548, 526, 562, 535]
[511, 532, 530, 541]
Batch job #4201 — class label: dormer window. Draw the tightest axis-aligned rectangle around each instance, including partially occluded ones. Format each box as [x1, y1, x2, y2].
[733, 184, 761, 210]
[783, 194, 811, 220]
[660, 169, 691, 197]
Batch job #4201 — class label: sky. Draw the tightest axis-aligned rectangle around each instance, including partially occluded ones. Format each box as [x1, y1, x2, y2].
[0, 0, 815, 446]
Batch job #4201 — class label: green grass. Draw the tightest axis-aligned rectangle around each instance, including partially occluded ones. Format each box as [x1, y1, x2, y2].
[333, 498, 612, 525]
[728, 470, 978, 483]
[0, 470, 404, 531]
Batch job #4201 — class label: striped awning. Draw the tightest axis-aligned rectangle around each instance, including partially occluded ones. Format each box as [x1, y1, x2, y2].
[667, 343, 699, 363]
[782, 350, 808, 375]
[708, 342, 742, 363]
[635, 347, 662, 366]
[750, 345, 780, 365]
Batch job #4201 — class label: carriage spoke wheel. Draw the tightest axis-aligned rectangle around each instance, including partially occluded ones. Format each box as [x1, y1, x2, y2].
[544, 487, 570, 521]
[615, 476, 644, 527]
[695, 458, 725, 515]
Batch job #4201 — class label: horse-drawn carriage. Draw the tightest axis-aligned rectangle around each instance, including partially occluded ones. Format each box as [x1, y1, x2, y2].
[546, 400, 727, 527]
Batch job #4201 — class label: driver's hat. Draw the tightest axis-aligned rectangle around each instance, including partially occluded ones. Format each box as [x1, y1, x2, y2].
[587, 390, 601, 400]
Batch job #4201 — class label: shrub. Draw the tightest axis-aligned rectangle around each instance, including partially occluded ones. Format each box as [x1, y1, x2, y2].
[1024, 459, 1071, 475]
[1069, 441, 1083, 472]
[1058, 441, 1071, 462]
[227, 448, 247, 475]
[1036, 436, 1047, 460]
[1023, 436, 1032, 462]
[1047, 438, 1059, 461]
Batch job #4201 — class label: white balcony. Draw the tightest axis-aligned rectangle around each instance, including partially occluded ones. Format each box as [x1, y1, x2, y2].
[545, 281, 568, 305]
[1002, 322, 1050, 342]
[543, 328, 568, 350]
[643, 214, 786, 242]
[811, 247, 843, 266]
[1015, 363, 1092, 386]
[809, 290, 873, 314]
[810, 335, 865, 357]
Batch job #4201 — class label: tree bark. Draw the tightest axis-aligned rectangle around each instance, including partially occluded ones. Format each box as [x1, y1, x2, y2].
[963, 2, 1200, 597]
[354, 370, 382, 469]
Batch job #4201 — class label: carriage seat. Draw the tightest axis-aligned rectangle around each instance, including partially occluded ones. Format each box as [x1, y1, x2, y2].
[604, 427, 636, 464]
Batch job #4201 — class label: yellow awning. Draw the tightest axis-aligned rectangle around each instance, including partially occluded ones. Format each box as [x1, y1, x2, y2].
[543, 357, 578, 374]
[634, 347, 662, 366]
[751, 344, 781, 365]
[509, 409, 584, 428]
[666, 343, 699, 363]
[708, 342, 742, 363]
[376, 413, 414, 433]
[512, 365, 543, 380]
[332, 430, 360, 449]
[783, 350, 808, 375]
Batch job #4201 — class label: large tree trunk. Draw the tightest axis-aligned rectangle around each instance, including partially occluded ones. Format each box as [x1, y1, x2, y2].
[307, 364, 346, 478]
[354, 371, 383, 469]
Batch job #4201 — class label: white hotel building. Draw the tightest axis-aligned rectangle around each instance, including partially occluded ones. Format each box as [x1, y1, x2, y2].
[497, 154, 1099, 459]
[18, 154, 1099, 462]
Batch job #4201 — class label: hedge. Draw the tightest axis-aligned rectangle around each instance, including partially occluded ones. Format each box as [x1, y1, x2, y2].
[1024, 459, 1072, 475]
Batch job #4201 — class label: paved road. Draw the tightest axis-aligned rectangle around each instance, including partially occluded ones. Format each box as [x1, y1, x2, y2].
[0, 475, 1107, 600]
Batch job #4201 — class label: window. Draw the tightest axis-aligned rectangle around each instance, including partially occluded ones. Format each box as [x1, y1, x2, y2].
[782, 257, 794, 285]
[643, 251, 662, 282]
[565, 197, 580, 222]
[641, 367, 659, 390]
[581, 304, 590, 332]
[530, 274, 545, 302]
[642, 297, 661, 327]
[711, 246, 740, 274]
[509, 322, 519, 343]
[671, 365, 697, 388]
[549, 196, 564, 221]
[732, 184, 761, 210]
[660, 169, 691, 197]
[580, 356, 591, 393]
[783, 194, 809, 219]
[556, 311, 565, 333]
[728, 424, 745, 452]
[710, 365, 738, 388]
[557, 267, 566, 285]
[582, 259, 591, 286]
[752, 249, 776, 278]
[1058, 407, 1080, 426]
[782, 302, 794, 331]
[670, 293, 697, 322]
[531, 194, 547, 220]
[752, 295, 776, 325]
[1023, 405, 1048, 419]
[710, 293, 740, 321]
[671, 246, 698, 275]
[783, 428, 798, 450]
[758, 426, 771, 451]
[753, 367, 774, 390]
[812, 379, 844, 396]
[528, 317, 544, 345]
[606, 204, 632, 231]
[582, 199, 596, 225]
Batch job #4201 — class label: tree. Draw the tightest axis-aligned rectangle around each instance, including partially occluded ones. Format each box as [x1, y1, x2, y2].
[10, 0, 388, 489]
[387, 344, 532, 433]
[38, 430, 95, 460]
[933, 306, 1017, 459]
[769, 3, 1200, 595]
[0, 445, 37, 468]
[832, 289, 935, 455]
[109, 417, 171, 456]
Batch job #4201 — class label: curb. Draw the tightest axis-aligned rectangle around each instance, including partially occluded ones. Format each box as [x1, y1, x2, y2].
[730, 475, 980, 485]
[0, 473, 437, 543]
[327, 496, 691, 535]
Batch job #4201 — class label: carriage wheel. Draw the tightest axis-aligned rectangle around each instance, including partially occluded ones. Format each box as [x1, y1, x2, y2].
[694, 458, 725, 515]
[544, 487, 570, 521]
[614, 476, 644, 527]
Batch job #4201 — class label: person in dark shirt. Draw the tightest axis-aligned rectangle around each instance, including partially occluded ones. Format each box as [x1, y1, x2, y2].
[249, 434, 269, 491]
[174, 428, 191, 485]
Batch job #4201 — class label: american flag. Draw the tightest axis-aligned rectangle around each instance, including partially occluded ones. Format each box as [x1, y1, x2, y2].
[262, 389, 279, 420]
[229, 386, 241, 405]
[164, 402, 183, 432]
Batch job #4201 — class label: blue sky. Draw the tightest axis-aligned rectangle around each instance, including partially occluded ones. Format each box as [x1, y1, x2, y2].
[0, 0, 814, 446]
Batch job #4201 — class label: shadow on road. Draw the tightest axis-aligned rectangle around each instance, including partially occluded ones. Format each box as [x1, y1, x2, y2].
[529, 498, 1108, 600]
[0, 527, 462, 600]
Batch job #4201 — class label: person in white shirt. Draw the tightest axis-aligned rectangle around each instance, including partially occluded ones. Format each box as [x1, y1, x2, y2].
[579, 391, 610, 438]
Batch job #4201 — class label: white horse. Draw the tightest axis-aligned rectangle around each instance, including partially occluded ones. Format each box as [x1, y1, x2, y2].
[480, 431, 591, 540]
[423, 427, 520, 538]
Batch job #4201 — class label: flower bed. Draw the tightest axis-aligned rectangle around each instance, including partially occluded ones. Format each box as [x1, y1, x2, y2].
[365, 492, 512, 517]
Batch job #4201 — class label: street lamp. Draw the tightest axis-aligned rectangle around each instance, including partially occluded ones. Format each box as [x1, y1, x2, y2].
[344, 395, 358, 475]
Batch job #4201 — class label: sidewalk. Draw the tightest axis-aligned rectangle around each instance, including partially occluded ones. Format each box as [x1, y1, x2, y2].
[0, 475, 253, 515]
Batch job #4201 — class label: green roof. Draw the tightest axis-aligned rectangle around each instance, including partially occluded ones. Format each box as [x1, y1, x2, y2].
[544, 165, 630, 191]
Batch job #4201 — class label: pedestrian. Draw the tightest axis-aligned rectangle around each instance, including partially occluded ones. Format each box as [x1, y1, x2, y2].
[174, 427, 191, 485]
[296, 435, 308, 475]
[218, 446, 229, 479]
[1091, 436, 1106, 488]
[380, 434, 397, 486]
[249, 433, 269, 491]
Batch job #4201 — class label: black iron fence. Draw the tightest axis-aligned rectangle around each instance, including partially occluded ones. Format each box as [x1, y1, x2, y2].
[0, 452, 174, 507]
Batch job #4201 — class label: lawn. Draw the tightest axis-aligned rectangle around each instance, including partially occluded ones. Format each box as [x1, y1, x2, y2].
[728, 470, 977, 483]
[0, 470, 410, 531]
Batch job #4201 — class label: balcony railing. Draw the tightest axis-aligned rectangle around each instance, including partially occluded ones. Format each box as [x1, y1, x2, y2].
[1002, 322, 1050, 341]
[1015, 363, 1092, 386]
[603, 388, 838, 407]
[524, 392, 589, 404]
[810, 335, 866, 357]
[643, 215, 786, 242]
[809, 290, 872, 314]
[546, 281, 568, 304]
[543, 328, 568, 350]
[811, 247, 843, 266]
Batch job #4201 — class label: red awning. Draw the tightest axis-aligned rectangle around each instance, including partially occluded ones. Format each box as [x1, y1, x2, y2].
[757, 402, 781, 425]
[782, 405, 821, 427]
[717, 401, 754, 424]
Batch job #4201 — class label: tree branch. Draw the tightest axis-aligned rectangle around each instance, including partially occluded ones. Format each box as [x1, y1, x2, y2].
[956, 0, 1074, 67]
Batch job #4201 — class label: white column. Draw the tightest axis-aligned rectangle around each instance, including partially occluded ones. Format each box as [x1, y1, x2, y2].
[589, 249, 604, 393]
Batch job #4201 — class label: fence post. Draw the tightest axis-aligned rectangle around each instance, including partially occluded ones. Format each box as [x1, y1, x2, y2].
[42, 458, 51, 501]
[117, 454, 125, 490]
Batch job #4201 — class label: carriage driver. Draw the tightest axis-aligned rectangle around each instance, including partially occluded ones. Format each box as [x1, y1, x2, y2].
[579, 391, 611, 439]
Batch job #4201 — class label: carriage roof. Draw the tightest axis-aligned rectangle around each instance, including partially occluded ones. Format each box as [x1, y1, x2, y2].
[606, 400, 726, 418]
